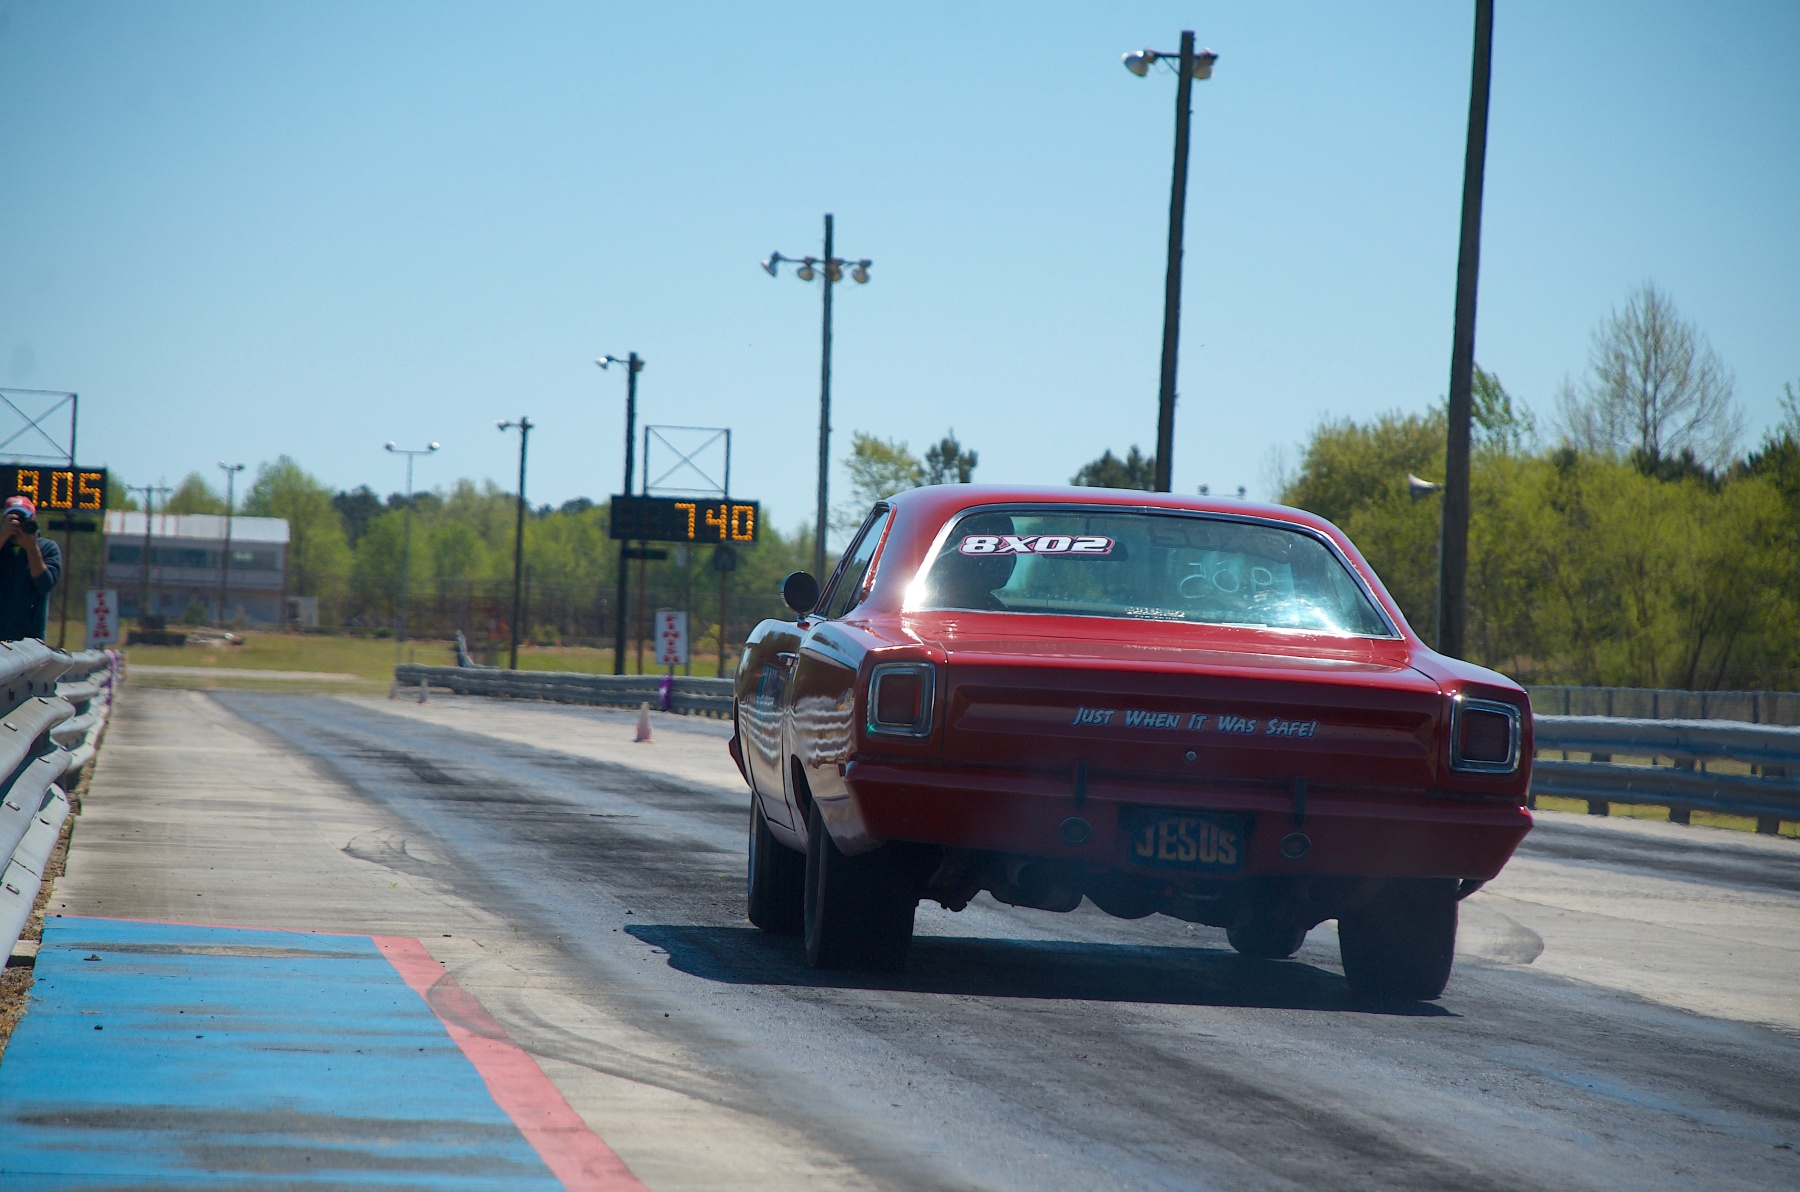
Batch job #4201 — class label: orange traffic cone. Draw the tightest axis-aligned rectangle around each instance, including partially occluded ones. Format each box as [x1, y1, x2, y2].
[635, 701, 652, 743]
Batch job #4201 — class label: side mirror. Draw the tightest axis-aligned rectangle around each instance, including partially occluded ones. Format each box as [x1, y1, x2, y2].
[781, 571, 821, 615]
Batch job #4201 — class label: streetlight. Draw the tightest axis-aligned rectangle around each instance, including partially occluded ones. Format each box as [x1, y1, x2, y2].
[1123, 32, 1218, 494]
[496, 418, 533, 670]
[598, 353, 644, 675]
[216, 462, 245, 625]
[761, 213, 873, 581]
[383, 440, 439, 653]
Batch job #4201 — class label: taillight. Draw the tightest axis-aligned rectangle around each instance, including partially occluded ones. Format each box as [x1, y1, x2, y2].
[1450, 696, 1520, 773]
[867, 662, 934, 737]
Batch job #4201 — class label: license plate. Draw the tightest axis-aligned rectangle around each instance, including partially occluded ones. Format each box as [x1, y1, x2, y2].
[1123, 809, 1246, 873]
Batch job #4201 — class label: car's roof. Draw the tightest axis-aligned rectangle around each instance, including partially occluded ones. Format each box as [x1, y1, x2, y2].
[881, 484, 1342, 539]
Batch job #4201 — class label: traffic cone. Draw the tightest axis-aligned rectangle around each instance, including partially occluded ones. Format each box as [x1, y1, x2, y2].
[635, 701, 652, 743]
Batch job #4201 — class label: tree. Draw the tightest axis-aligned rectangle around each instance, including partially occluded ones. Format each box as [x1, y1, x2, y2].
[164, 472, 225, 514]
[1071, 446, 1156, 490]
[1472, 366, 1535, 455]
[333, 486, 383, 546]
[244, 456, 351, 607]
[1280, 411, 1444, 527]
[922, 430, 978, 484]
[840, 433, 923, 528]
[1557, 282, 1743, 470]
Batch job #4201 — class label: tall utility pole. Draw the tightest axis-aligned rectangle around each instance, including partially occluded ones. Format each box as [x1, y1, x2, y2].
[497, 418, 533, 670]
[598, 353, 643, 675]
[384, 440, 438, 652]
[216, 462, 245, 624]
[131, 484, 172, 622]
[1436, 0, 1495, 659]
[815, 214, 835, 580]
[1125, 35, 1218, 493]
[761, 218, 872, 581]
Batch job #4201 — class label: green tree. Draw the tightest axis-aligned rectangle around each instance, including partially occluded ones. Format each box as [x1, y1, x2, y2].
[243, 456, 351, 609]
[1071, 446, 1156, 490]
[1281, 411, 1444, 528]
[164, 472, 226, 514]
[839, 433, 923, 529]
[923, 429, 978, 484]
[334, 486, 384, 546]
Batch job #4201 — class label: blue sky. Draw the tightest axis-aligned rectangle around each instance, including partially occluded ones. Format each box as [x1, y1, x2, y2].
[1, 1, 1795, 539]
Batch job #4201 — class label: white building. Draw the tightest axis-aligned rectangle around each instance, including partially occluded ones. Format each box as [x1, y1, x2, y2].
[103, 512, 290, 624]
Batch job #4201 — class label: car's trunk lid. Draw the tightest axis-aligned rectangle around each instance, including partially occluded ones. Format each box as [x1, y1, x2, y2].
[915, 617, 1443, 792]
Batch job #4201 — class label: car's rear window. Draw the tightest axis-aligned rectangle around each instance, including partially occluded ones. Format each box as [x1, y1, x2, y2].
[911, 507, 1392, 636]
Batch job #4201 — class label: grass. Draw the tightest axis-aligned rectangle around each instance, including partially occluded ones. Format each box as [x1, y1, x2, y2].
[1532, 794, 1799, 838]
[114, 630, 734, 688]
[122, 634, 455, 681]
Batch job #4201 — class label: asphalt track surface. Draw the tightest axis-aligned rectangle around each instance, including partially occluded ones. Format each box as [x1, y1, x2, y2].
[215, 692, 1799, 1192]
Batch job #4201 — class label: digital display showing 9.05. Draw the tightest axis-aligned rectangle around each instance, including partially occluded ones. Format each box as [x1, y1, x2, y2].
[1, 466, 108, 512]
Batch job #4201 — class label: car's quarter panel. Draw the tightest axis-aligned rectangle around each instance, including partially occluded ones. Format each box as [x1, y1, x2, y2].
[735, 619, 804, 833]
[788, 624, 869, 847]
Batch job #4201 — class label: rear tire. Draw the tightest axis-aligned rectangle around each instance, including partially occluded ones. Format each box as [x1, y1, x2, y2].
[1227, 920, 1307, 959]
[747, 795, 804, 935]
[1337, 879, 1458, 1000]
[803, 801, 916, 972]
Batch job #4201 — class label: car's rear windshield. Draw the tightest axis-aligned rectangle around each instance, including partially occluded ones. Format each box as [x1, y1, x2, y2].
[911, 507, 1392, 636]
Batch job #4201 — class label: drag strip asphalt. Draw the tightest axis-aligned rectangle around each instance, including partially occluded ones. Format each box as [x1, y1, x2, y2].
[212, 692, 1800, 1192]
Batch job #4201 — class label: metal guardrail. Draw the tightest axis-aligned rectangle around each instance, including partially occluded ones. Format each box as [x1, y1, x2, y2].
[1526, 685, 1800, 726]
[391, 664, 1800, 835]
[1532, 715, 1800, 832]
[1, 646, 118, 959]
[394, 664, 734, 718]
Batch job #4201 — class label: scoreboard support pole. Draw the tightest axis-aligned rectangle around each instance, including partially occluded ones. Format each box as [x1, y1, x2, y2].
[59, 394, 75, 648]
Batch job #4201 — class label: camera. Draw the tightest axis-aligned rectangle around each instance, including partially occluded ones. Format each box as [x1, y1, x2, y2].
[4, 511, 36, 535]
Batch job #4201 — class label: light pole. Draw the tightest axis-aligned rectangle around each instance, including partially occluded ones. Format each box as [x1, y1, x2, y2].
[761, 215, 872, 580]
[383, 440, 439, 652]
[130, 483, 172, 624]
[216, 462, 245, 624]
[497, 418, 533, 670]
[1124, 33, 1218, 493]
[598, 353, 644, 675]
[1437, 0, 1495, 659]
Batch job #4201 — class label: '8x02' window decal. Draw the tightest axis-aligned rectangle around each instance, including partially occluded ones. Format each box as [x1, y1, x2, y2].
[957, 534, 1113, 556]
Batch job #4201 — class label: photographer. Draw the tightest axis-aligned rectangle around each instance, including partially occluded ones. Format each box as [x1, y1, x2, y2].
[0, 496, 61, 642]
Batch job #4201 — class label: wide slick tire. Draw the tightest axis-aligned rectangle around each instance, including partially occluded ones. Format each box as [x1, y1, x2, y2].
[747, 794, 805, 935]
[1337, 879, 1459, 1001]
[803, 800, 916, 972]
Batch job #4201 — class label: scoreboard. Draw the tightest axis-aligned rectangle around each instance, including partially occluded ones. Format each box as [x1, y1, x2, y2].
[610, 495, 758, 544]
[1, 466, 108, 514]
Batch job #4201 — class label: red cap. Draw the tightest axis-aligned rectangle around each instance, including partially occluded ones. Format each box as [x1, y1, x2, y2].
[4, 496, 35, 517]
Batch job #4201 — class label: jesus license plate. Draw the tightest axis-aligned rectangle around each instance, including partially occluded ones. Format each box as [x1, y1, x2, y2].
[1122, 810, 1246, 873]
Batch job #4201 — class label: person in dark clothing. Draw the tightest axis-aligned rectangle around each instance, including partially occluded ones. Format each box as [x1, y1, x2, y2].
[0, 496, 62, 642]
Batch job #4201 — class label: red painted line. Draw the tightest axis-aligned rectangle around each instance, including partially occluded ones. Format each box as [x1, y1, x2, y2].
[375, 935, 648, 1192]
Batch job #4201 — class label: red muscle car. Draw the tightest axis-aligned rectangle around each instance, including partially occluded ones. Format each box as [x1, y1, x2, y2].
[728, 485, 1532, 999]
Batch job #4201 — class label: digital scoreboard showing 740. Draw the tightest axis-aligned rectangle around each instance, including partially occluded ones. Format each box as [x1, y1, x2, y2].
[1, 466, 108, 512]
[610, 495, 758, 544]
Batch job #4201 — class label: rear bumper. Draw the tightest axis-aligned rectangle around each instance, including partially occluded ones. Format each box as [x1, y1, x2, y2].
[841, 759, 1530, 880]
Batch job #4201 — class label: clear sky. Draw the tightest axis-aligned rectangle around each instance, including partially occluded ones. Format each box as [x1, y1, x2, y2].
[2, 1, 1795, 539]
